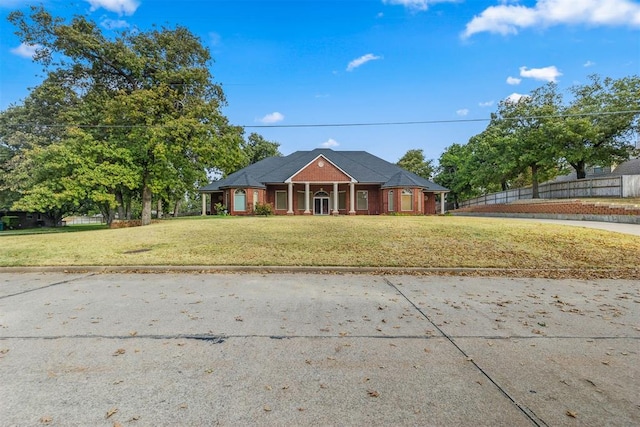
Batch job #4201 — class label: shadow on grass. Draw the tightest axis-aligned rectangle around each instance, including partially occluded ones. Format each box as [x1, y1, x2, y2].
[0, 224, 109, 236]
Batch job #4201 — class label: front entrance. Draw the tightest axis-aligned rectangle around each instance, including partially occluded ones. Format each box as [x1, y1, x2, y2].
[313, 191, 330, 215]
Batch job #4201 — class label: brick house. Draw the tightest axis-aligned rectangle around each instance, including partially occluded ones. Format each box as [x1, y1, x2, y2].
[199, 149, 449, 216]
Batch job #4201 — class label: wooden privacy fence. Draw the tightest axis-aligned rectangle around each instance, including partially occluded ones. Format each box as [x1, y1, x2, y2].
[458, 175, 639, 208]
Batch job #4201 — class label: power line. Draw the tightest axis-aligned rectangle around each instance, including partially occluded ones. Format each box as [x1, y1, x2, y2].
[3, 110, 639, 130]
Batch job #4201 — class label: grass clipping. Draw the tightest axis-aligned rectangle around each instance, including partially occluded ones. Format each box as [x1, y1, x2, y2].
[1, 216, 639, 278]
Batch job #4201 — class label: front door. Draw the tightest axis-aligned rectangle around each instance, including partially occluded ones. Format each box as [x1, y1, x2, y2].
[313, 191, 330, 215]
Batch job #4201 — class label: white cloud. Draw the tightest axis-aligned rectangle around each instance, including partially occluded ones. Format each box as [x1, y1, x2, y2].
[463, 0, 640, 38]
[259, 112, 284, 124]
[519, 65, 562, 82]
[320, 138, 340, 148]
[456, 109, 469, 116]
[583, 60, 596, 67]
[382, 0, 457, 12]
[101, 18, 129, 29]
[10, 43, 41, 59]
[505, 92, 529, 103]
[86, 0, 140, 16]
[346, 53, 382, 72]
[479, 100, 494, 107]
[506, 76, 522, 85]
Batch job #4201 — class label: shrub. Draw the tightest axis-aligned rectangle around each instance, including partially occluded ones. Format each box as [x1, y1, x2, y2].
[254, 202, 273, 217]
[213, 203, 228, 216]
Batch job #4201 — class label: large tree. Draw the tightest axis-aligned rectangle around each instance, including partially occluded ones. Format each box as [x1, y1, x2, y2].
[8, 6, 241, 225]
[434, 143, 475, 209]
[557, 75, 639, 179]
[396, 149, 434, 180]
[242, 132, 282, 167]
[491, 84, 563, 198]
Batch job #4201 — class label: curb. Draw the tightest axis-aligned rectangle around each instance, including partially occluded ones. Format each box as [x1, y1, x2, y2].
[451, 212, 640, 224]
[1, 265, 639, 279]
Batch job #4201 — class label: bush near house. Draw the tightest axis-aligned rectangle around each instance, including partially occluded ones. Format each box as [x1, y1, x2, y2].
[254, 202, 273, 217]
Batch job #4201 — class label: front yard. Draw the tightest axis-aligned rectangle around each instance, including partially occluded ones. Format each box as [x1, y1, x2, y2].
[1, 216, 639, 278]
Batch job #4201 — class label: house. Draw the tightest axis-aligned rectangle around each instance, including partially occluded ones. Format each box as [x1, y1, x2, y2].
[198, 149, 449, 216]
[0, 211, 56, 229]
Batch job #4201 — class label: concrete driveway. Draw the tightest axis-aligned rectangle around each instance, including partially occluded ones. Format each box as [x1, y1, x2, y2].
[0, 272, 638, 426]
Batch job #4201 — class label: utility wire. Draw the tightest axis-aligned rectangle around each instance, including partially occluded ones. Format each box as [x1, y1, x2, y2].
[3, 110, 639, 130]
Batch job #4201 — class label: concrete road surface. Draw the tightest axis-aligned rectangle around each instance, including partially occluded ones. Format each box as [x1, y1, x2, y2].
[0, 272, 638, 426]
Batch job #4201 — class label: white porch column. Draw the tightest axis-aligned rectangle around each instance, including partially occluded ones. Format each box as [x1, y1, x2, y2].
[440, 192, 446, 214]
[304, 182, 310, 214]
[287, 182, 294, 215]
[349, 182, 356, 215]
[332, 182, 339, 215]
[201, 193, 207, 216]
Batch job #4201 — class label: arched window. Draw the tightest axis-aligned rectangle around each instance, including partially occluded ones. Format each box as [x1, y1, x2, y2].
[401, 188, 413, 211]
[234, 189, 246, 211]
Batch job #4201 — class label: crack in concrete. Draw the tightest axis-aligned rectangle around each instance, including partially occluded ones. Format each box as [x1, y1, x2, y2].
[383, 277, 550, 427]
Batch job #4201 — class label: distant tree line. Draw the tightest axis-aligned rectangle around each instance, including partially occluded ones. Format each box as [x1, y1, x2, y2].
[431, 75, 639, 208]
[0, 6, 280, 226]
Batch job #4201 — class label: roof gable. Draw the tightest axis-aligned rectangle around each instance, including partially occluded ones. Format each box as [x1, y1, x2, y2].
[287, 154, 355, 183]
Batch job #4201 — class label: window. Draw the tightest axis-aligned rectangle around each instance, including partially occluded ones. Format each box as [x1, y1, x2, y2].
[275, 191, 287, 210]
[357, 191, 368, 210]
[401, 189, 413, 211]
[234, 189, 246, 211]
[330, 191, 346, 210]
[297, 191, 311, 210]
[388, 190, 394, 212]
[253, 190, 259, 207]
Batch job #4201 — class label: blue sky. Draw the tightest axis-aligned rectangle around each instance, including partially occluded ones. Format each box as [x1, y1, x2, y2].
[1, 0, 639, 164]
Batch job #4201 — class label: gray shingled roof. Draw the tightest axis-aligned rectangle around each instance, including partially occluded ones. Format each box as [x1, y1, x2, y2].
[200, 149, 449, 192]
[612, 158, 640, 175]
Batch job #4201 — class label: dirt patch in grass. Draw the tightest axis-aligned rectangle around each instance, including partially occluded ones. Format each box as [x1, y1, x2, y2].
[1, 216, 638, 278]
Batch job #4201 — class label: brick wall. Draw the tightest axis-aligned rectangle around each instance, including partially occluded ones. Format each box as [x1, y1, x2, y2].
[291, 157, 351, 182]
[454, 200, 640, 216]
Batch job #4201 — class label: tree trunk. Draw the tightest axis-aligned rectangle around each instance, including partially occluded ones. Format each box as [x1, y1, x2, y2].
[141, 184, 152, 226]
[573, 160, 587, 179]
[531, 164, 540, 199]
[103, 208, 115, 227]
[173, 199, 180, 217]
[115, 191, 125, 220]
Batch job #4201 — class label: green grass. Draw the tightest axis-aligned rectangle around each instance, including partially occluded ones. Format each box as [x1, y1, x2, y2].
[0, 216, 639, 274]
[0, 223, 108, 236]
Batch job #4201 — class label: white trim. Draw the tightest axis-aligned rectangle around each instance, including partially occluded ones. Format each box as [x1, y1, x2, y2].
[285, 155, 357, 184]
[287, 183, 294, 214]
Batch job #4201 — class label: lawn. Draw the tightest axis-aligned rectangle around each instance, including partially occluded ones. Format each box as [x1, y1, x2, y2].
[1, 216, 638, 277]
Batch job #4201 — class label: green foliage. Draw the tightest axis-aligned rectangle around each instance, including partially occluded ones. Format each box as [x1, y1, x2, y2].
[559, 75, 639, 178]
[220, 132, 283, 176]
[396, 149, 434, 180]
[213, 202, 228, 216]
[254, 202, 273, 217]
[435, 75, 639, 203]
[434, 143, 478, 208]
[6, 6, 243, 226]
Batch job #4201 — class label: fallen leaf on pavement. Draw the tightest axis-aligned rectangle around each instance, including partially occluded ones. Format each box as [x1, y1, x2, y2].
[566, 410, 577, 418]
[106, 407, 118, 419]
